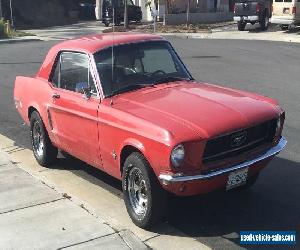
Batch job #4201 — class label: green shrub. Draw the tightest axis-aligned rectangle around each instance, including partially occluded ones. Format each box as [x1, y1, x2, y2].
[0, 20, 13, 39]
[0, 19, 6, 38]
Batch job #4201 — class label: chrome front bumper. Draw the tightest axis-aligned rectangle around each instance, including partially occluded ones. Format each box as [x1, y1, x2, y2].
[159, 137, 287, 183]
[234, 16, 259, 22]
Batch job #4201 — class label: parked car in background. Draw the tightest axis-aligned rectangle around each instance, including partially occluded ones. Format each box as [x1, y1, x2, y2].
[271, 0, 300, 30]
[14, 33, 286, 229]
[78, 1, 96, 19]
[234, 0, 272, 30]
[102, 0, 142, 26]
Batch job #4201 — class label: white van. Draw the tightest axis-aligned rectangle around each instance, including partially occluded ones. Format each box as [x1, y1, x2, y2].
[271, 0, 300, 29]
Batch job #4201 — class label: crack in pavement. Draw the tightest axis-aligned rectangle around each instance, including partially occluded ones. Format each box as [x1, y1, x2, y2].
[57, 232, 117, 250]
[0, 198, 66, 215]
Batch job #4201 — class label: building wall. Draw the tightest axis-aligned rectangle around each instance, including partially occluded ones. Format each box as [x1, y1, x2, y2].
[164, 11, 233, 25]
[163, 0, 229, 13]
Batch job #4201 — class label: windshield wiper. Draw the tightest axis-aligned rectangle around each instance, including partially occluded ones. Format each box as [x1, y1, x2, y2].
[107, 83, 154, 98]
[155, 76, 192, 85]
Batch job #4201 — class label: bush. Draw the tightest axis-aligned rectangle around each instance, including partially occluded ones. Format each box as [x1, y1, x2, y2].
[0, 19, 6, 38]
[0, 20, 13, 39]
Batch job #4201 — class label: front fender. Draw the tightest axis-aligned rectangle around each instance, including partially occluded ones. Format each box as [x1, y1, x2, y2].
[118, 137, 172, 178]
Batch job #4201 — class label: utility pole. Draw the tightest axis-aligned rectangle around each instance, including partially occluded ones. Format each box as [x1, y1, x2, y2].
[124, 0, 129, 29]
[186, 0, 191, 28]
[95, 0, 102, 21]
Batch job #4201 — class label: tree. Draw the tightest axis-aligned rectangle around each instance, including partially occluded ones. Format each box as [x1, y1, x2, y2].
[165, 0, 172, 14]
[124, 0, 129, 29]
[0, 0, 3, 19]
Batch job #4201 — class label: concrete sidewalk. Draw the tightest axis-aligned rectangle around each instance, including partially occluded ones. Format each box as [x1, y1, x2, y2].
[0, 134, 209, 250]
[159, 29, 300, 44]
[0, 151, 147, 249]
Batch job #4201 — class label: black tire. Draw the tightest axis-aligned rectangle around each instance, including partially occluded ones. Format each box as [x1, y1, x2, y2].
[280, 25, 289, 31]
[60, 150, 75, 160]
[30, 111, 58, 167]
[260, 11, 269, 31]
[122, 152, 167, 229]
[237, 21, 246, 31]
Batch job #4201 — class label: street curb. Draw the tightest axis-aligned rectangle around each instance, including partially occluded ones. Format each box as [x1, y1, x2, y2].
[157, 32, 300, 44]
[0, 37, 42, 44]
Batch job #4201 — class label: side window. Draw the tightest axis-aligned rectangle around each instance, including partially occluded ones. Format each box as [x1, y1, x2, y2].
[51, 59, 60, 87]
[51, 52, 97, 95]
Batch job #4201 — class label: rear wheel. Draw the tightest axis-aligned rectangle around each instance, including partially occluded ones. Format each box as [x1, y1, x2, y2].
[280, 25, 289, 31]
[30, 111, 58, 167]
[122, 152, 167, 229]
[237, 21, 246, 31]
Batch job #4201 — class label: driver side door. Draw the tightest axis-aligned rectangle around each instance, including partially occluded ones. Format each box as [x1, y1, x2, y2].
[48, 51, 102, 168]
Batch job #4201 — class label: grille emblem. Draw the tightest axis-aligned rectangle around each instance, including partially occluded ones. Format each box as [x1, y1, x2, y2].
[231, 131, 247, 148]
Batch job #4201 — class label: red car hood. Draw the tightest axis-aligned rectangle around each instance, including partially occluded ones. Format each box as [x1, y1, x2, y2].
[113, 82, 280, 140]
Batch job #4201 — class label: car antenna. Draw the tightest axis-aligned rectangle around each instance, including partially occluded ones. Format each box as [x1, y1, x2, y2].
[111, 0, 116, 95]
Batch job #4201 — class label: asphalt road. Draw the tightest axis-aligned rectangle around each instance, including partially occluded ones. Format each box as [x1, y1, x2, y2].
[0, 38, 299, 249]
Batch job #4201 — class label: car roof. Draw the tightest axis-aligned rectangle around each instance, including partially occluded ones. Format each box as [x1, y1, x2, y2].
[37, 33, 165, 80]
[52, 32, 164, 54]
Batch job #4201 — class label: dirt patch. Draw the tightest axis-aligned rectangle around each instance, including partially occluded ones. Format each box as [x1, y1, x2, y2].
[103, 22, 235, 34]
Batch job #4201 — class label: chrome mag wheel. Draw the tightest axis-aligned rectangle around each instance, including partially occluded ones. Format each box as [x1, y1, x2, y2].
[32, 121, 44, 157]
[128, 166, 148, 217]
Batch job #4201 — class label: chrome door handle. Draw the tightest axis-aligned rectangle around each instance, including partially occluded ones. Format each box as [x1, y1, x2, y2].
[52, 93, 60, 99]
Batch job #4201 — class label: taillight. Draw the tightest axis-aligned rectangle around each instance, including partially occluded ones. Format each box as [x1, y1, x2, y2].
[292, 6, 296, 15]
[256, 3, 261, 13]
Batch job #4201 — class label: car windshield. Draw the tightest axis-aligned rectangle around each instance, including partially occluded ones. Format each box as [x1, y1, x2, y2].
[94, 41, 192, 97]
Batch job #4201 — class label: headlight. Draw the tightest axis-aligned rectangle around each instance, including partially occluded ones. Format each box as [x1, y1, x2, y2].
[171, 144, 185, 168]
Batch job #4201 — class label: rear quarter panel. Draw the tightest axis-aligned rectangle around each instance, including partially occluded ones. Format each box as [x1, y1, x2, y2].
[14, 76, 54, 141]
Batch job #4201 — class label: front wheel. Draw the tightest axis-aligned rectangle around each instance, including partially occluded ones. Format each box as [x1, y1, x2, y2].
[104, 21, 110, 27]
[30, 111, 58, 167]
[122, 152, 167, 229]
[237, 21, 246, 31]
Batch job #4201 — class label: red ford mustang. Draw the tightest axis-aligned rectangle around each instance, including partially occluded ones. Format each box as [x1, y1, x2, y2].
[14, 33, 286, 229]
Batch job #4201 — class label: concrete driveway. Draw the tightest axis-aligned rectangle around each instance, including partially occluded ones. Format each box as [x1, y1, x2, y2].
[23, 21, 108, 41]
